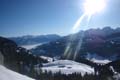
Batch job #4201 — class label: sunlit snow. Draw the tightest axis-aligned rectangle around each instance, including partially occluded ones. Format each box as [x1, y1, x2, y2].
[41, 60, 94, 76]
[0, 65, 34, 80]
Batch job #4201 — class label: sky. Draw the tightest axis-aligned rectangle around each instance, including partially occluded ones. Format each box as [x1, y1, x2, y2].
[0, 0, 120, 37]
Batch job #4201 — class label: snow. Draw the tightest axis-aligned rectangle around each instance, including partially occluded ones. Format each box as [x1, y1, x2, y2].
[21, 43, 43, 50]
[113, 73, 120, 80]
[110, 66, 117, 74]
[40, 60, 94, 75]
[40, 56, 53, 62]
[86, 53, 111, 64]
[0, 65, 34, 80]
[91, 58, 111, 64]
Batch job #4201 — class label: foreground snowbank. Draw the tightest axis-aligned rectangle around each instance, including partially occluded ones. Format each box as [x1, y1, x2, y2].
[0, 65, 34, 80]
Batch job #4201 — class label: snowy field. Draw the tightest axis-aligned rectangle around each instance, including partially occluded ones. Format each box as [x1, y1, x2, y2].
[39, 60, 94, 75]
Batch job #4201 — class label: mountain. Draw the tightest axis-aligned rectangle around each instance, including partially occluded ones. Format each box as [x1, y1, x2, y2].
[31, 27, 120, 60]
[0, 65, 34, 80]
[9, 34, 61, 46]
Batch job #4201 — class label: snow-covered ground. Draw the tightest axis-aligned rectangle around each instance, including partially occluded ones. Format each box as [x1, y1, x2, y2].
[91, 58, 111, 64]
[40, 56, 53, 62]
[0, 65, 34, 80]
[21, 43, 43, 50]
[86, 53, 111, 64]
[39, 60, 94, 75]
[113, 73, 120, 80]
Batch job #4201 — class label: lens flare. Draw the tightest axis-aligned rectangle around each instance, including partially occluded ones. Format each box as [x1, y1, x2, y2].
[64, 0, 106, 60]
[72, 14, 86, 33]
[73, 33, 84, 60]
[64, 35, 77, 59]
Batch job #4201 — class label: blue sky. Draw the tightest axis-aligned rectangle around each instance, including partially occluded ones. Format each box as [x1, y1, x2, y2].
[0, 0, 120, 37]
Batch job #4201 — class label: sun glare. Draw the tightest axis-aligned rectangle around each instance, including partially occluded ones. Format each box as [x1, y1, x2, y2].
[65, 0, 107, 59]
[83, 0, 106, 15]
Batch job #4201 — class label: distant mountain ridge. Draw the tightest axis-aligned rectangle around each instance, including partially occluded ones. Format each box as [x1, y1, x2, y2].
[9, 34, 61, 45]
[31, 27, 120, 60]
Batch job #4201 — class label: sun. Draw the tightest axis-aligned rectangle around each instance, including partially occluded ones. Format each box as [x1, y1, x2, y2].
[83, 0, 106, 15]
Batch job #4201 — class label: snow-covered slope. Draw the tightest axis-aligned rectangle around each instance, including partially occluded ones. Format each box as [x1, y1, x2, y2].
[91, 59, 111, 64]
[41, 60, 94, 75]
[40, 56, 53, 62]
[0, 65, 34, 80]
[86, 53, 111, 64]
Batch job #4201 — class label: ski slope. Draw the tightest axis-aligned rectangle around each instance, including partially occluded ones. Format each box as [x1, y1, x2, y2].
[0, 65, 34, 80]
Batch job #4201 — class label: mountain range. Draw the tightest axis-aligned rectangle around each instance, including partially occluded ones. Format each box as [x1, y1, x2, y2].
[0, 27, 120, 80]
[9, 34, 61, 46]
[31, 27, 120, 60]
